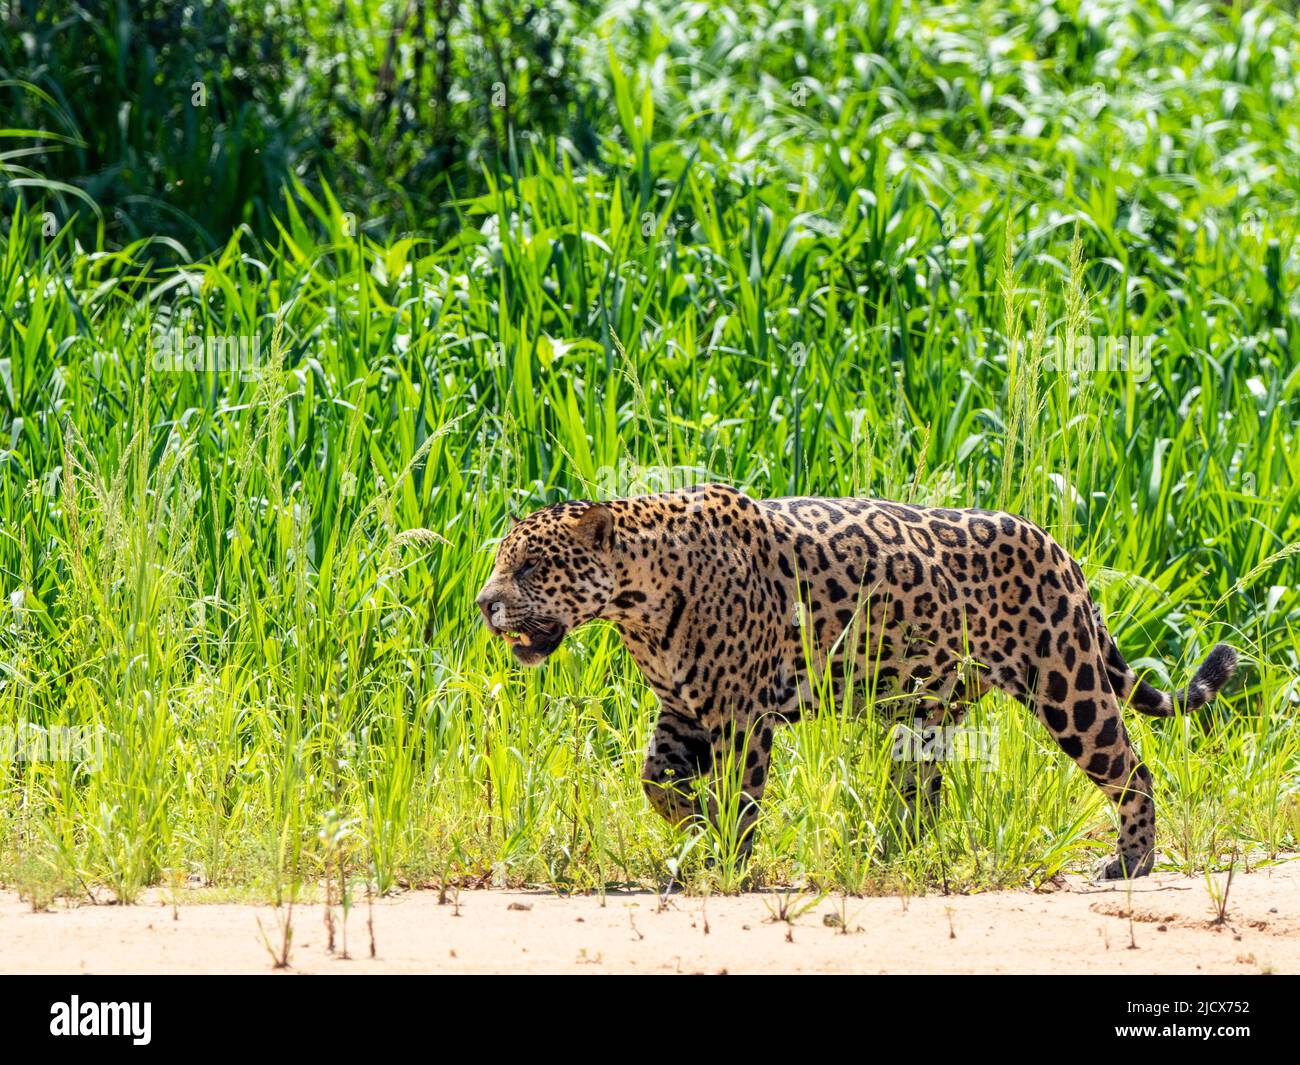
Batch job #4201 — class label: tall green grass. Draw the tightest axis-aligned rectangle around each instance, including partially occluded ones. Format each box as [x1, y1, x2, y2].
[0, 0, 1297, 902]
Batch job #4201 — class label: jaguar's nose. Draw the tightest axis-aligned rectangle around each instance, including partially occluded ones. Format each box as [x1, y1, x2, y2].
[476, 590, 501, 625]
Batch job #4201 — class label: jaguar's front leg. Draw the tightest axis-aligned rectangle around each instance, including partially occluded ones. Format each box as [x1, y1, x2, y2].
[717, 718, 775, 863]
[641, 708, 774, 864]
[641, 709, 713, 826]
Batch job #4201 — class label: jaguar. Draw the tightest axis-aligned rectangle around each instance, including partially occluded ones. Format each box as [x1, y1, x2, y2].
[475, 484, 1238, 879]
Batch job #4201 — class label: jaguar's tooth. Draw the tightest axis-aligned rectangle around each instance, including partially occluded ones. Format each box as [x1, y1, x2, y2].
[518, 632, 532, 646]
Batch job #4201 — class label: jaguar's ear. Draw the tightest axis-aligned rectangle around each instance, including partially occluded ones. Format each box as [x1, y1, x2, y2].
[507, 508, 520, 528]
[572, 503, 613, 551]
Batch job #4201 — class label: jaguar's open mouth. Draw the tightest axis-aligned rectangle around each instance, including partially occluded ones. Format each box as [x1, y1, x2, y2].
[491, 618, 566, 665]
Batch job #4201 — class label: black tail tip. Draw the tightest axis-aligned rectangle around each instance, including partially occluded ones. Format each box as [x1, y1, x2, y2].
[1196, 643, 1239, 695]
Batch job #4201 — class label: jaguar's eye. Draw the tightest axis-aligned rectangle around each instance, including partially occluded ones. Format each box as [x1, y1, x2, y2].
[517, 561, 536, 580]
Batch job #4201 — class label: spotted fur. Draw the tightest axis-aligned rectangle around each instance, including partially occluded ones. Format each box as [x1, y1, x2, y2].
[476, 484, 1238, 879]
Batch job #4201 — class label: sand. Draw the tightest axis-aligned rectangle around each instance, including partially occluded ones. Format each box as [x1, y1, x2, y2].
[2, 860, 1296, 974]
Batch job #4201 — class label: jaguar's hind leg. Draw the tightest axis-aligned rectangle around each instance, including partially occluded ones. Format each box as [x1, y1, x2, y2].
[1095, 757, 1157, 880]
[890, 698, 975, 841]
[889, 669, 991, 841]
[1016, 652, 1157, 879]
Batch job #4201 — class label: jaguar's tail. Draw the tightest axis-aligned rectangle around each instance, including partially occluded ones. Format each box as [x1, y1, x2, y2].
[1095, 614, 1238, 717]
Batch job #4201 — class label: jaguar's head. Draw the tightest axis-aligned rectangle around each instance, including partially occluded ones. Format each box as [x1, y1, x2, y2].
[475, 501, 616, 666]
